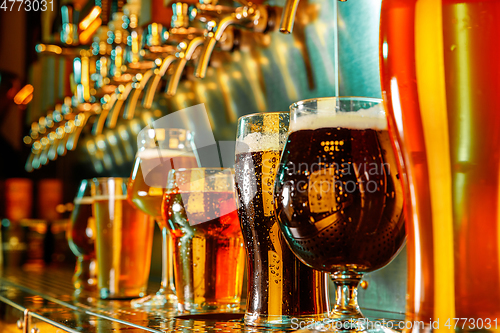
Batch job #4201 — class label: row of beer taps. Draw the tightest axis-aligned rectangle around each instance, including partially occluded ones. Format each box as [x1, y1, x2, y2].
[23, 0, 345, 172]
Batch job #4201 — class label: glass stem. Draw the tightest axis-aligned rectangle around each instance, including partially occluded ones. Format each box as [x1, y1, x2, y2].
[158, 226, 168, 295]
[331, 271, 363, 318]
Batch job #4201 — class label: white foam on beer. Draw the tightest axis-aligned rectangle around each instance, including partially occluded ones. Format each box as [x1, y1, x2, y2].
[138, 149, 197, 159]
[289, 103, 387, 132]
[92, 195, 128, 201]
[235, 132, 287, 154]
[74, 197, 94, 204]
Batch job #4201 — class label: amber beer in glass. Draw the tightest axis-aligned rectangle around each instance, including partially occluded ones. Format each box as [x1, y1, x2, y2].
[163, 168, 245, 313]
[92, 177, 154, 299]
[67, 179, 97, 292]
[234, 112, 329, 328]
[380, 0, 500, 328]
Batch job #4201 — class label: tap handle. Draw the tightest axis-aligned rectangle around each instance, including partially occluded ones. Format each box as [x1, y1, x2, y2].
[166, 58, 188, 96]
[123, 69, 155, 119]
[194, 36, 216, 79]
[67, 112, 93, 150]
[166, 36, 205, 96]
[279, 0, 298, 34]
[280, 0, 347, 34]
[92, 94, 116, 135]
[142, 55, 176, 108]
[106, 83, 133, 128]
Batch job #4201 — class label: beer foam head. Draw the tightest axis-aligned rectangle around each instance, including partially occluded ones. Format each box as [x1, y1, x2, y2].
[289, 103, 387, 132]
[92, 195, 128, 201]
[138, 149, 197, 160]
[235, 132, 287, 154]
[74, 197, 94, 205]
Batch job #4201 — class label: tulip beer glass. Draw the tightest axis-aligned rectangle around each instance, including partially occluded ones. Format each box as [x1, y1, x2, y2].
[274, 97, 406, 330]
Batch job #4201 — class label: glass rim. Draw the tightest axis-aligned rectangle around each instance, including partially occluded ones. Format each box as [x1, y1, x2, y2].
[142, 127, 193, 134]
[237, 111, 289, 123]
[91, 177, 129, 182]
[290, 96, 383, 111]
[169, 167, 234, 174]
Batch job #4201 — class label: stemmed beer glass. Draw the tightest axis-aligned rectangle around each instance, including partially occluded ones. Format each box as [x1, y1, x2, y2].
[274, 97, 406, 330]
[127, 128, 199, 307]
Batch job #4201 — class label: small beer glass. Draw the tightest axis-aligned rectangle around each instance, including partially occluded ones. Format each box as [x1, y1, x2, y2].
[92, 177, 154, 300]
[162, 168, 245, 313]
[234, 112, 329, 328]
[67, 179, 97, 294]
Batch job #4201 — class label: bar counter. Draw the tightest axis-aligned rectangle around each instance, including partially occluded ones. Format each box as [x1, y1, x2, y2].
[0, 266, 406, 333]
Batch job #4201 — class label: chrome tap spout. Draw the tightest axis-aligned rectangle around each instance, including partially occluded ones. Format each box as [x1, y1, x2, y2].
[166, 37, 206, 96]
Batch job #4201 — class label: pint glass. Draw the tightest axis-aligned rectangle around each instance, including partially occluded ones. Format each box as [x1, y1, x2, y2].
[234, 112, 329, 328]
[380, 0, 500, 327]
[92, 177, 154, 299]
[162, 168, 245, 313]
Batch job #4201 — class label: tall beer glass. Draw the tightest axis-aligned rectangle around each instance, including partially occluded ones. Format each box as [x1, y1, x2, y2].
[128, 128, 199, 306]
[162, 168, 245, 313]
[380, 0, 500, 328]
[92, 177, 154, 299]
[274, 97, 405, 330]
[67, 179, 97, 294]
[234, 112, 329, 328]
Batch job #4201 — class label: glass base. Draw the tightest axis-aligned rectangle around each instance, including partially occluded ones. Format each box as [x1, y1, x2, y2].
[130, 292, 177, 308]
[245, 312, 329, 329]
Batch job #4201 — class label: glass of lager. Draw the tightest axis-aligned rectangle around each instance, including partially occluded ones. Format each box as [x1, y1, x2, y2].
[234, 112, 329, 328]
[274, 97, 406, 330]
[127, 128, 199, 307]
[92, 177, 154, 300]
[162, 168, 245, 313]
[67, 179, 97, 294]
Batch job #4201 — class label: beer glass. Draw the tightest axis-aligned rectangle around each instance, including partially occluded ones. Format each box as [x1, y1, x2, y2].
[67, 179, 97, 294]
[127, 128, 199, 307]
[162, 168, 245, 313]
[274, 97, 406, 330]
[234, 112, 329, 328]
[380, 0, 500, 328]
[92, 177, 154, 299]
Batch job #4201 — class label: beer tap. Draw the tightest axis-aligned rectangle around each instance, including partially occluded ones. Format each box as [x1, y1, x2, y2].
[166, 1, 231, 96]
[142, 55, 176, 108]
[123, 69, 155, 119]
[279, 0, 346, 34]
[166, 36, 205, 96]
[194, 0, 268, 79]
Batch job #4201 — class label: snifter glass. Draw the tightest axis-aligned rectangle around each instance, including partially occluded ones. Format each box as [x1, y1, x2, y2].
[274, 97, 406, 331]
[234, 112, 329, 328]
[127, 128, 200, 307]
